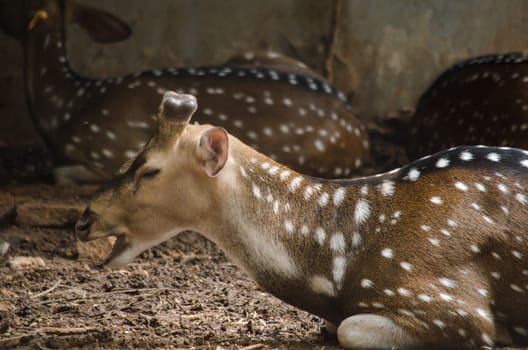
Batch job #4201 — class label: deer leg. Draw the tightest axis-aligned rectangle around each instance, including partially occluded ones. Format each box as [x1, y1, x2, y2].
[336, 314, 418, 349]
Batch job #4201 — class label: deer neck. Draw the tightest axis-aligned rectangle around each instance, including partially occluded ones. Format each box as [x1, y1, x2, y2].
[23, 15, 78, 144]
[198, 144, 377, 321]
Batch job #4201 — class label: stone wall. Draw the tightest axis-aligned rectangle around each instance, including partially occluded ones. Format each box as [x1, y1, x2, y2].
[1, 0, 527, 147]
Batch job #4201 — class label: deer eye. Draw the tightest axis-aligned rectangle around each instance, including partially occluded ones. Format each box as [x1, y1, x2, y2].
[140, 168, 160, 180]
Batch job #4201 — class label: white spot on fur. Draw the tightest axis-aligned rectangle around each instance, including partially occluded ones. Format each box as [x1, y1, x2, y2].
[418, 294, 431, 303]
[460, 151, 473, 161]
[482, 215, 494, 224]
[447, 219, 457, 227]
[408, 168, 420, 181]
[439, 278, 456, 289]
[239, 166, 248, 178]
[304, 186, 314, 200]
[381, 248, 393, 259]
[476, 308, 492, 322]
[512, 250, 523, 259]
[279, 170, 291, 181]
[440, 229, 451, 237]
[310, 275, 335, 297]
[477, 289, 488, 297]
[318, 193, 330, 207]
[400, 262, 413, 271]
[333, 256, 346, 285]
[430, 196, 443, 205]
[330, 232, 346, 254]
[428, 238, 440, 247]
[314, 139, 325, 152]
[333, 187, 346, 207]
[284, 220, 294, 233]
[436, 158, 449, 168]
[106, 131, 116, 140]
[397, 288, 410, 297]
[102, 149, 114, 158]
[289, 176, 303, 192]
[433, 319, 446, 329]
[380, 181, 395, 197]
[487, 153, 500, 162]
[439, 293, 453, 302]
[455, 182, 468, 191]
[315, 227, 326, 245]
[252, 184, 262, 199]
[360, 185, 368, 196]
[475, 182, 486, 192]
[354, 199, 370, 224]
[360, 279, 374, 288]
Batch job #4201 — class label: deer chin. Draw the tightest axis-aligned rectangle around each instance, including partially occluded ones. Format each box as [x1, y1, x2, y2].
[102, 233, 154, 268]
[103, 229, 185, 268]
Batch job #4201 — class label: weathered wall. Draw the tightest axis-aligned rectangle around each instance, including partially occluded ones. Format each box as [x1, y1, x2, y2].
[1, 0, 528, 147]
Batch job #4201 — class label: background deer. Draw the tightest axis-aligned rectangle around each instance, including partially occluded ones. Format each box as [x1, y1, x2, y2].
[408, 53, 528, 160]
[77, 92, 528, 349]
[0, 0, 369, 183]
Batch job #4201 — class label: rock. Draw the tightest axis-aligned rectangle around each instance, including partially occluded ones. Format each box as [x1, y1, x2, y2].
[8, 256, 46, 269]
[76, 237, 115, 263]
[0, 241, 9, 255]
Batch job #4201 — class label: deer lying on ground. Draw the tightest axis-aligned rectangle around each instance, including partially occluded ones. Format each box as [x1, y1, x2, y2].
[76, 92, 528, 349]
[409, 53, 528, 160]
[0, 0, 368, 183]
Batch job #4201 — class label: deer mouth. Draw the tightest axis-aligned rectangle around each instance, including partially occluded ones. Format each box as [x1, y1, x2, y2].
[76, 225, 131, 267]
[103, 234, 128, 266]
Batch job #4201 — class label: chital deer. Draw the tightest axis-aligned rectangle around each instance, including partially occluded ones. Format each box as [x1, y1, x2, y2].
[77, 91, 528, 349]
[409, 53, 528, 159]
[0, 0, 368, 183]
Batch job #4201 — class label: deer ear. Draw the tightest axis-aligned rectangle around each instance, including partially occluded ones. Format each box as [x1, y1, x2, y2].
[67, 1, 131, 43]
[198, 128, 229, 177]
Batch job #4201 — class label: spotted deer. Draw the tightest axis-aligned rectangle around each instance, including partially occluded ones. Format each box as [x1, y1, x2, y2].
[409, 53, 528, 159]
[0, 0, 368, 183]
[76, 91, 528, 349]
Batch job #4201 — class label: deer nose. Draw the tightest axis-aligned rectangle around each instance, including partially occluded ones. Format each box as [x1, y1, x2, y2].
[75, 208, 94, 241]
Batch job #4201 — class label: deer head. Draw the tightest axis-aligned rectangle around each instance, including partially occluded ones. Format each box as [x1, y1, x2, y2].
[75, 92, 233, 267]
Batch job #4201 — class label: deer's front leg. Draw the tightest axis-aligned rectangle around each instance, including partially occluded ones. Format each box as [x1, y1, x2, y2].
[337, 314, 418, 349]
